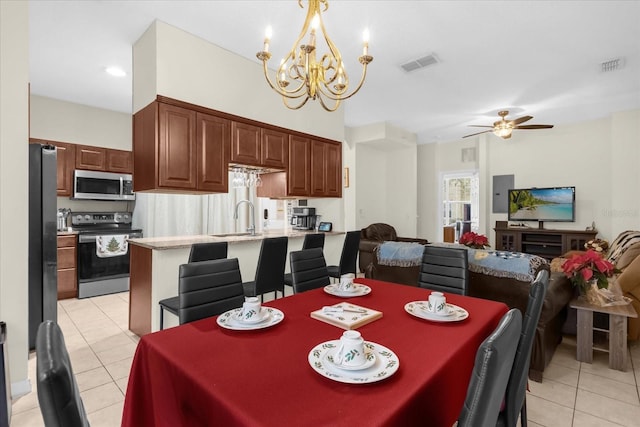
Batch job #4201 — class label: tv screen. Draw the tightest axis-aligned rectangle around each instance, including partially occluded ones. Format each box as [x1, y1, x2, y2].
[508, 187, 575, 222]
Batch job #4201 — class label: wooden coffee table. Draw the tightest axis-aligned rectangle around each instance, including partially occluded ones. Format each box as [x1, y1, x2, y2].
[570, 297, 638, 371]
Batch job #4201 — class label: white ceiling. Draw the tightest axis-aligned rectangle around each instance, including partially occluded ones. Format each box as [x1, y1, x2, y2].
[28, 0, 640, 144]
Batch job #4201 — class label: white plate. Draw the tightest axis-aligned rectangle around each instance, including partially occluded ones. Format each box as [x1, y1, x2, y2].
[217, 307, 284, 330]
[308, 340, 399, 384]
[404, 301, 469, 323]
[324, 283, 371, 297]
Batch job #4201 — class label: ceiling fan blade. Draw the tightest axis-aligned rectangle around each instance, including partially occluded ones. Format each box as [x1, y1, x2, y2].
[510, 115, 533, 125]
[463, 129, 493, 138]
[514, 124, 554, 130]
[468, 125, 494, 128]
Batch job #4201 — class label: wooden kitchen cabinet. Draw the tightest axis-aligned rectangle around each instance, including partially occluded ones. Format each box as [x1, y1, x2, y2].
[261, 128, 288, 169]
[133, 101, 229, 193]
[310, 139, 342, 197]
[57, 234, 77, 299]
[76, 144, 107, 170]
[30, 138, 76, 197]
[288, 135, 311, 196]
[106, 148, 133, 173]
[230, 122, 261, 166]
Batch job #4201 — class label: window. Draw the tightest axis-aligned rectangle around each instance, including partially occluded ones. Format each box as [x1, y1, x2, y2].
[441, 171, 479, 232]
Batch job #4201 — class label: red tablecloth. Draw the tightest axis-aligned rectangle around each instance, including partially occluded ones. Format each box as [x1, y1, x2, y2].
[122, 279, 507, 427]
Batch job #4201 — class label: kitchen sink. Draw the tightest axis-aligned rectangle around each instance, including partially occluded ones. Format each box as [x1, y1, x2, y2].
[211, 232, 261, 238]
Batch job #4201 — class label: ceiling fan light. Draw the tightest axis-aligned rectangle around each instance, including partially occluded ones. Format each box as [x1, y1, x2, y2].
[494, 127, 512, 138]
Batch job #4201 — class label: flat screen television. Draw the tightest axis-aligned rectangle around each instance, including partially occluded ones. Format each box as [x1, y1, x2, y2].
[508, 186, 575, 223]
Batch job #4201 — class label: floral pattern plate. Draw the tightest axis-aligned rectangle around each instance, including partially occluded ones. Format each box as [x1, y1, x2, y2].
[404, 301, 469, 323]
[217, 307, 284, 331]
[308, 340, 399, 384]
[324, 284, 371, 297]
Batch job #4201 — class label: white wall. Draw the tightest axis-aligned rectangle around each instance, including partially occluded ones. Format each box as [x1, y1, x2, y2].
[418, 110, 640, 246]
[30, 95, 134, 213]
[0, 0, 30, 398]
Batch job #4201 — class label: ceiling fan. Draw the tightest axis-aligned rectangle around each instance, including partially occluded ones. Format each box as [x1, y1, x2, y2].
[463, 110, 554, 139]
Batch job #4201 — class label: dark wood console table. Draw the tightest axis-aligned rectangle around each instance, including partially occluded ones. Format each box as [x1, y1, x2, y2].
[494, 226, 597, 260]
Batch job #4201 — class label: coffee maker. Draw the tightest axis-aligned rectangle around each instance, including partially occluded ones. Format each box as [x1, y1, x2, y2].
[291, 207, 317, 230]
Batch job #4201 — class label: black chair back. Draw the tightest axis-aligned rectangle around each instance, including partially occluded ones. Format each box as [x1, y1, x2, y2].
[302, 233, 325, 250]
[458, 309, 522, 427]
[36, 321, 90, 427]
[188, 241, 228, 263]
[500, 270, 549, 427]
[178, 258, 245, 325]
[418, 245, 469, 295]
[328, 230, 360, 278]
[290, 248, 331, 293]
[253, 236, 289, 297]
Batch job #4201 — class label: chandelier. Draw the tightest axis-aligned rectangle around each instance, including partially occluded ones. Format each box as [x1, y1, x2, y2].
[256, 0, 373, 112]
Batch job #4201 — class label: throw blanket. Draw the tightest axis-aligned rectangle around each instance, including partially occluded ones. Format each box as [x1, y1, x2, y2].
[411, 242, 548, 282]
[377, 241, 425, 267]
[96, 234, 129, 258]
[466, 249, 547, 282]
[607, 230, 640, 265]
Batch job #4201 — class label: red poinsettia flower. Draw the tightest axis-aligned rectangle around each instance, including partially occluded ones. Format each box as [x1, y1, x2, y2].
[459, 232, 490, 249]
[562, 249, 618, 292]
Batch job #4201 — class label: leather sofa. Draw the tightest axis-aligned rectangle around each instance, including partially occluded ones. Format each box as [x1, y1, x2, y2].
[358, 223, 428, 273]
[365, 245, 571, 382]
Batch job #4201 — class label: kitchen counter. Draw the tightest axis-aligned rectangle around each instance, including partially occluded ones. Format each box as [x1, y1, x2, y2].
[57, 230, 79, 236]
[128, 229, 346, 335]
[128, 229, 344, 250]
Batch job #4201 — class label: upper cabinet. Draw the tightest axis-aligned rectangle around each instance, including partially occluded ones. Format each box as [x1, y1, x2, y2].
[133, 101, 229, 193]
[75, 145, 133, 173]
[230, 123, 288, 169]
[31, 139, 76, 197]
[133, 96, 341, 197]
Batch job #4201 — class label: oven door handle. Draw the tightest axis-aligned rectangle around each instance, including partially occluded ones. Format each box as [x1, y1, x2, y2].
[78, 233, 142, 243]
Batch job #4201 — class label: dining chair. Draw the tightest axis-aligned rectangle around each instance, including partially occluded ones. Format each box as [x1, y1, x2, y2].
[497, 270, 549, 427]
[290, 247, 331, 293]
[327, 230, 360, 281]
[188, 241, 228, 262]
[178, 257, 245, 325]
[418, 245, 469, 295]
[457, 308, 522, 427]
[283, 233, 326, 291]
[242, 236, 288, 301]
[158, 241, 229, 330]
[35, 320, 90, 427]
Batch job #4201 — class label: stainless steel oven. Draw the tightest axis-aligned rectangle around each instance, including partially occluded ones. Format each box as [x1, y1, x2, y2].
[72, 212, 142, 298]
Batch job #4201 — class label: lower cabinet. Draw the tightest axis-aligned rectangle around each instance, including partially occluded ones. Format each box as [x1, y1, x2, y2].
[494, 227, 597, 260]
[57, 234, 77, 299]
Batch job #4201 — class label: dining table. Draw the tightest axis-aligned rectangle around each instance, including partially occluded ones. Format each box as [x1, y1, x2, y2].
[121, 278, 508, 427]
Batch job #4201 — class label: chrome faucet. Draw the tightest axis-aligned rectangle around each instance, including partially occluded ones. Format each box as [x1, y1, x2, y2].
[234, 199, 256, 236]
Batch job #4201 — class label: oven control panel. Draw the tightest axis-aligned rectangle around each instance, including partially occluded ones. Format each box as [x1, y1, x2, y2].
[71, 211, 132, 226]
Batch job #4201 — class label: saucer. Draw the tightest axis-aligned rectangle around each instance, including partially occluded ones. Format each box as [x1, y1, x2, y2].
[324, 283, 371, 297]
[419, 304, 455, 317]
[234, 308, 271, 324]
[308, 340, 399, 384]
[404, 301, 469, 323]
[217, 307, 284, 331]
[324, 347, 377, 371]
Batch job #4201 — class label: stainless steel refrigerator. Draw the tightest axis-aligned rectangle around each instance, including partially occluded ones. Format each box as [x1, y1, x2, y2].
[28, 144, 58, 350]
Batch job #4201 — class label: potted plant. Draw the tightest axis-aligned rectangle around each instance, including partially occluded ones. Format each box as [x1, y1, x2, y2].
[561, 249, 617, 296]
[458, 232, 490, 249]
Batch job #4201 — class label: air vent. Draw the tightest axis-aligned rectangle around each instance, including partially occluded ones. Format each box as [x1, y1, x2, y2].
[400, 53, 439, 73]
[601, 57, 625, 72]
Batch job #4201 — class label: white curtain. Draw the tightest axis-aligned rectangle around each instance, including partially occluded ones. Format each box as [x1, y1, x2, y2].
[132, 173, 260, 238]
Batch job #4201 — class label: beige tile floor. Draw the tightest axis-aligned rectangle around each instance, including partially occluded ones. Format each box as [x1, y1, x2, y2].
[9, 292, 640, 426]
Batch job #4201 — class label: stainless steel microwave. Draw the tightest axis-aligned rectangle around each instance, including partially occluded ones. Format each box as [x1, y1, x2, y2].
[73, 170, 135, 201]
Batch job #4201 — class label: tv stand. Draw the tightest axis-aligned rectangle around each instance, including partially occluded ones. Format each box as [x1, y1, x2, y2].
[494, 226, 597, 260]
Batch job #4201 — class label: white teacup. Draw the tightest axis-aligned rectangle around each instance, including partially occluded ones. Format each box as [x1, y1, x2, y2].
[427, 291, 449, 316]
[338, 273, 356, 292]
[240, 296, 262, 323]
[334, 330, 367, 367]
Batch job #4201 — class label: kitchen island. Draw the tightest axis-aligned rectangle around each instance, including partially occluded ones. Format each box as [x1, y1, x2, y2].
[128, 230, 345, 335]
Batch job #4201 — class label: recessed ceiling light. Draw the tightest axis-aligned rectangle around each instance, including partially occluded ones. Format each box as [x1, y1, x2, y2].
[105, 66, 126, 77]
